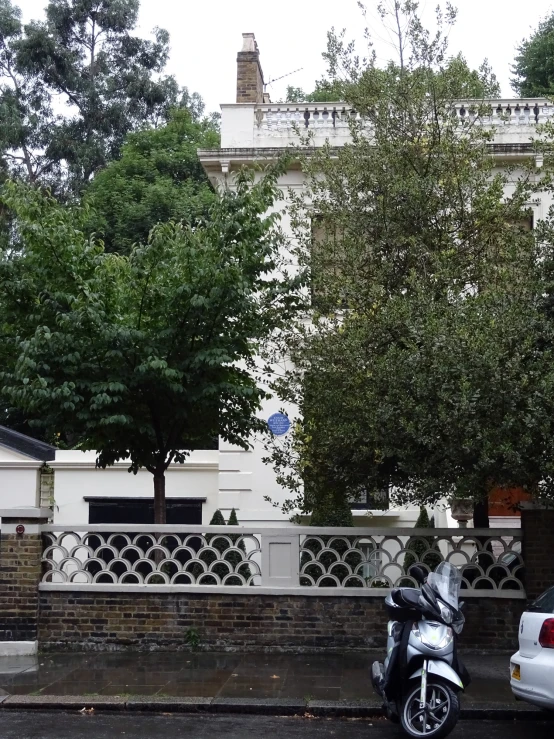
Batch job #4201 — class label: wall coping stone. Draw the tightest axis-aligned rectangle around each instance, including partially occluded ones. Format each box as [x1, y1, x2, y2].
[0, 508, 52, 519]
[40, 524, 521, 535]
[0, 641, 37, 657]
[38, 582, 526, 599]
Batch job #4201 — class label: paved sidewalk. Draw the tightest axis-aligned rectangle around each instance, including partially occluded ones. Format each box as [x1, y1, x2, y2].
[0, 651, 538, 718]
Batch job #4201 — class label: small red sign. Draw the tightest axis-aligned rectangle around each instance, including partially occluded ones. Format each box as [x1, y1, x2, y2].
[15, 524, 25, 535]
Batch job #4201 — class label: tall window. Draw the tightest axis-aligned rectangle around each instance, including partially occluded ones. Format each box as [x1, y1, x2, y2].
[311, 216, 343, 307]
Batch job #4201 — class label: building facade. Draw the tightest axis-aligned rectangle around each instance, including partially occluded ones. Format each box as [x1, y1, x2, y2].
[2, 33, 549, 529]
[198, 33, 552, 530]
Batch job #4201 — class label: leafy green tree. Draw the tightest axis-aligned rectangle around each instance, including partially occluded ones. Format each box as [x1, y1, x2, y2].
[285, 78, 346, 103]
[404, 508, 441, 573]
[0, 158, 11, 252]
[269, 1, 554, 516]
[443, 54, 500, 98]
[267, 377, 355, 526]
[285, 53, 499, 104]
[0, 0, 57, 186]
[309, 493, 353, 526]
[512, 13, 554, 97]
[1, 0, 185, 193]
[0, 168, 303, 524]
[84, 109, 219, 254]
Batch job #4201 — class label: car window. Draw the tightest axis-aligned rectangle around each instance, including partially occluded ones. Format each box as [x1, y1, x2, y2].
[527, 586, 554, 613]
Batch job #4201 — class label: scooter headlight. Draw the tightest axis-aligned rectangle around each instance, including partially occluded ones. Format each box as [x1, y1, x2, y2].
[411, 623, 454, 650]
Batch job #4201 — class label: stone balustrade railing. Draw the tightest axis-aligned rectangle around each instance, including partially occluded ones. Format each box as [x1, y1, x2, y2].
[253, 99, 554, 138]
[453, 99, 554, 126]
[40, 525, 524, 597]
[255, 105, 361, 134]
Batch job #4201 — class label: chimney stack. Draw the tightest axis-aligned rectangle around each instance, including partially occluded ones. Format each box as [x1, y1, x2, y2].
[236, 33, 265, 104]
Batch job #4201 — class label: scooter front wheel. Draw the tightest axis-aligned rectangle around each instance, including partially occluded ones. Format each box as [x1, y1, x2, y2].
[400, 679, 460, 739]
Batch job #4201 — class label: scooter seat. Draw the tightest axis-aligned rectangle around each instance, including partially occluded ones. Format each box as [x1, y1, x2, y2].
[391, 587, 421, 610]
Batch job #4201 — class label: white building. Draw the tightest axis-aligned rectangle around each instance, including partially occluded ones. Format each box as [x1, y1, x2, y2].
[0, 426, 55, 510]
[198, 33, 549, 530]
[2, 33, 548, 530]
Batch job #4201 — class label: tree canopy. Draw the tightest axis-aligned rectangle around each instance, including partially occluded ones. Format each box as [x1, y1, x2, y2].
[285, 53, 499, 104]
[285, 78, 346, 103]
[284, 5, 500, 106]
[84, 109, 219, 254]
[0, 0, 195, 194]
[512, 12, 554, 97]
[268, 0, 554, 519]
[0, 169, 304, 522]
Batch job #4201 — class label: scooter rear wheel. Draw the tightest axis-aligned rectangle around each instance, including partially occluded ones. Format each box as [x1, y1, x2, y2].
[400, 678, 460, 739]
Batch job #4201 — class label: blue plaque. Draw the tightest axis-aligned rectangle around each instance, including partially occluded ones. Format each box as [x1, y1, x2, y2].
[268, 412, 291, 436]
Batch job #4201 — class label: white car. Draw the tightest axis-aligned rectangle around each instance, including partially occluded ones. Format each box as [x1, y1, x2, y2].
[511, 585, 554, 711]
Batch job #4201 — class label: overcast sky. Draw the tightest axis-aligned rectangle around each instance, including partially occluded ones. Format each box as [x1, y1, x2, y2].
[19, 0, 554, 113]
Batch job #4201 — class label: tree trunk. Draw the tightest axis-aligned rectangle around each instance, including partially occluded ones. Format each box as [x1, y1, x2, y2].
[154, 472, 166, 525]
[473, 497, 492, 577]
[473, 499, 490, 529]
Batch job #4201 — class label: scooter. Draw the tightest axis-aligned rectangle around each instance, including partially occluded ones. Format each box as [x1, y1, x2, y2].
[371, 561, 470, 739]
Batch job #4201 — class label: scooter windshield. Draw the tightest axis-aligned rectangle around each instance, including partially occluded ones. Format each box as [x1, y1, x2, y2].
[426, 561, 462, 609]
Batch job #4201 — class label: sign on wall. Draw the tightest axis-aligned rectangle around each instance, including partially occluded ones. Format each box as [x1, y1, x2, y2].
[267, 413, 291, 436]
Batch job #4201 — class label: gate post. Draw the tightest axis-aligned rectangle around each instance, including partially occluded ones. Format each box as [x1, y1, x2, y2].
[521, 506, 554, 600]
[0, 508, 50, 655]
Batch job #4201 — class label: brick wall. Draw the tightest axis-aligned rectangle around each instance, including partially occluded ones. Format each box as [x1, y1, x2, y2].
[38, 591, 523, 653]
[236, 51, 263, 103]
[0, 533, 43, 641]
[461, 597, 523, 651]
[521, 509, 554, 599]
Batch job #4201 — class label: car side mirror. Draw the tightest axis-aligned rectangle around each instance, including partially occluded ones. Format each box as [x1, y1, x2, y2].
[409, 565, 427, 585]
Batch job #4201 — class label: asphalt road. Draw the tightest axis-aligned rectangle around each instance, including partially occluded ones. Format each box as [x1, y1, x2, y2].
[0, 713, 552, 739]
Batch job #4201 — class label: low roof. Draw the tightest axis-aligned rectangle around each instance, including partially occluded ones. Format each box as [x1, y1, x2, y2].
[0, 425, 56, 462]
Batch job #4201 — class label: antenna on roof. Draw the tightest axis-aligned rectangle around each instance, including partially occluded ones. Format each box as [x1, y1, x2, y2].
[264, 67, 304, 91]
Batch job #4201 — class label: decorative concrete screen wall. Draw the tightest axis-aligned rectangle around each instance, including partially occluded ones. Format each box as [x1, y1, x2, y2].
[33, 524, 528, 652]
[40, 525, 524, 594]
[2, 515, 541, 654]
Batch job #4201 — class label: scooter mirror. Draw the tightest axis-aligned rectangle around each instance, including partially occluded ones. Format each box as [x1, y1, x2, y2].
[459, 601, 466, 612]
[409, 565, 427, 585]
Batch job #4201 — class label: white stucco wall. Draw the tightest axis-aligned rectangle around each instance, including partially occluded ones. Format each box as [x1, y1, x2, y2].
[50, 450, 219, 525]
[0, 444, 41, 509]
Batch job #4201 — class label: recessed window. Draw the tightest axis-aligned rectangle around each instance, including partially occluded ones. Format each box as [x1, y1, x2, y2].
[350, 488, 390, 511]
[86, 497, 205, 525]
